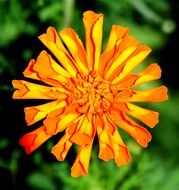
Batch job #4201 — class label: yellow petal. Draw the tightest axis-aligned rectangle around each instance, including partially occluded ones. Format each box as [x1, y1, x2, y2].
[115, 86, 168, 102]
[38, 26, 77, 77]
[24, 100, 66, 126]
[105, 46, 137, 80]
[104, 25, 129, 52]
[109, 110, 152, 147]
[126, 103, 159, 128]
[60, 28, 89, 75]
[112, 63, 161, 90]
[83, 11, 103, 72]
[112, 46, 151, 84]
[71, 115, 95, 145]
[51, 128, 74, 161]
[12, 80, 68, 99]
[44, 112, 79, 135]
[95, 114, 114, 161]
[71, 143, 93, 177]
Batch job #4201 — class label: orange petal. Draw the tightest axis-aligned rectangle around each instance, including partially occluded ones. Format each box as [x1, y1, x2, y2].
[38, 26, 77, 77]
[109, 110, 152, 147]
[83, 11, 103, 72]
[12, 80, 68, 99]
[115, 86, 168, 102]
[19, 125, 51, 154]
[113, 63, 161, 89]
[24, 100, 66, 126]
[71, 143, 93, 177]
[104, 25, 129, 52]
[51, 131, 74, 161]
[44, 112, 79, 135]
[59, 28, 89, 75]
[100, 25, 129, 75]
[24, 51, 71, 86]
[126, 103, 159, 128]
[111, 45, 151, 84]
[95, 114, 114, 161]
[104, 115, 131, 166]
[70, 115, 95, 146]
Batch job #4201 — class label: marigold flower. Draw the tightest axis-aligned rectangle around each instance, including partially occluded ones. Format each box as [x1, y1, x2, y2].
[12, 10, 168, 177]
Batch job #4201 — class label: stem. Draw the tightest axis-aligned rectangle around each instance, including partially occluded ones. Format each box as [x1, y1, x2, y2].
[64, 0, 75, 27]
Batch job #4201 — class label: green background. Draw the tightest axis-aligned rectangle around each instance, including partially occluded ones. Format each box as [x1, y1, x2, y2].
[0, 0, 179, 189]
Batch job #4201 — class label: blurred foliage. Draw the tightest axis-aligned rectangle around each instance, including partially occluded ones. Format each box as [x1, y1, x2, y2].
[0, 0, 178, 189]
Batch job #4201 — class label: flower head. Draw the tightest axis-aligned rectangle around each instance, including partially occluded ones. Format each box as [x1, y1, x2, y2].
[12, 11, 168, 177]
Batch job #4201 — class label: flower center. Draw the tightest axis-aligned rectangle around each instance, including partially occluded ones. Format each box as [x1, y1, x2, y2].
[68, 74, 114, 114]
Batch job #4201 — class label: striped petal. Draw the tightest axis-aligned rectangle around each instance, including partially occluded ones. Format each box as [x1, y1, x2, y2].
[23, 51, 71, 86]
[24, 100, 66, 126]
[19, 125, 51, 154]
[51, 122, 78, 161]
[12, 80, 68, 99]
[38, 27, 77, 77]
[44, 112, 79, 135]
[109, 110, 152, 147]
[126, 103, 159, 128]
[112, 63, 161, 89]
[71, 143, 93, 177]
[115, 86, 168, 102]
[59, 28, 89, 75]
[111, 45, 151, 84]
[83, 11, 103, 73]
[70, 115, 95, 146]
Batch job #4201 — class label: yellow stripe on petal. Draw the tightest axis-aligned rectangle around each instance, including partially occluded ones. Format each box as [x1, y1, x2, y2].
[38, 27, 77, 77]
[71, 143, 93, 177]
[60, 28, 89, 75]
[83, 11, 103, 72]
[24, 100, 66, 126]
[19, 125, 51, 154]
[105, 46, 137, 80]
[112, 46, 151, 84]
[126, 103, 159, 128]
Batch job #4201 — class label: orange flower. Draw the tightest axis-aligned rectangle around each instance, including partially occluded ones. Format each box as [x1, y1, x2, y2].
[12, 11, 168, 177]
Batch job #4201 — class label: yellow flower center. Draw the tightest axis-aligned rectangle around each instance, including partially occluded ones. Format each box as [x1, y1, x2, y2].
[68, 74, 114, 114]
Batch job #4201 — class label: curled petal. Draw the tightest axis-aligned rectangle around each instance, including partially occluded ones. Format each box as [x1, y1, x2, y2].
[109, 110, 152, 147]
[24, 100, 66, 126]
[12, 80, 68, 99]
[60, 28, 89, 75]
[44, 112, 79, 135]
[95, 114, 114, 161]
[112, 46, 151, 84]
[126, 103, 159, 128]
[83, 11, 103, 72]
[71, 115, 95, 146]
[115, 86, 168, 102]
[71, 143, 93, 177]
[38, 26, 77, 77]
[113, 63, 161, 89]
[19, 126, 51, 154]
[23, 51, 71, 86]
